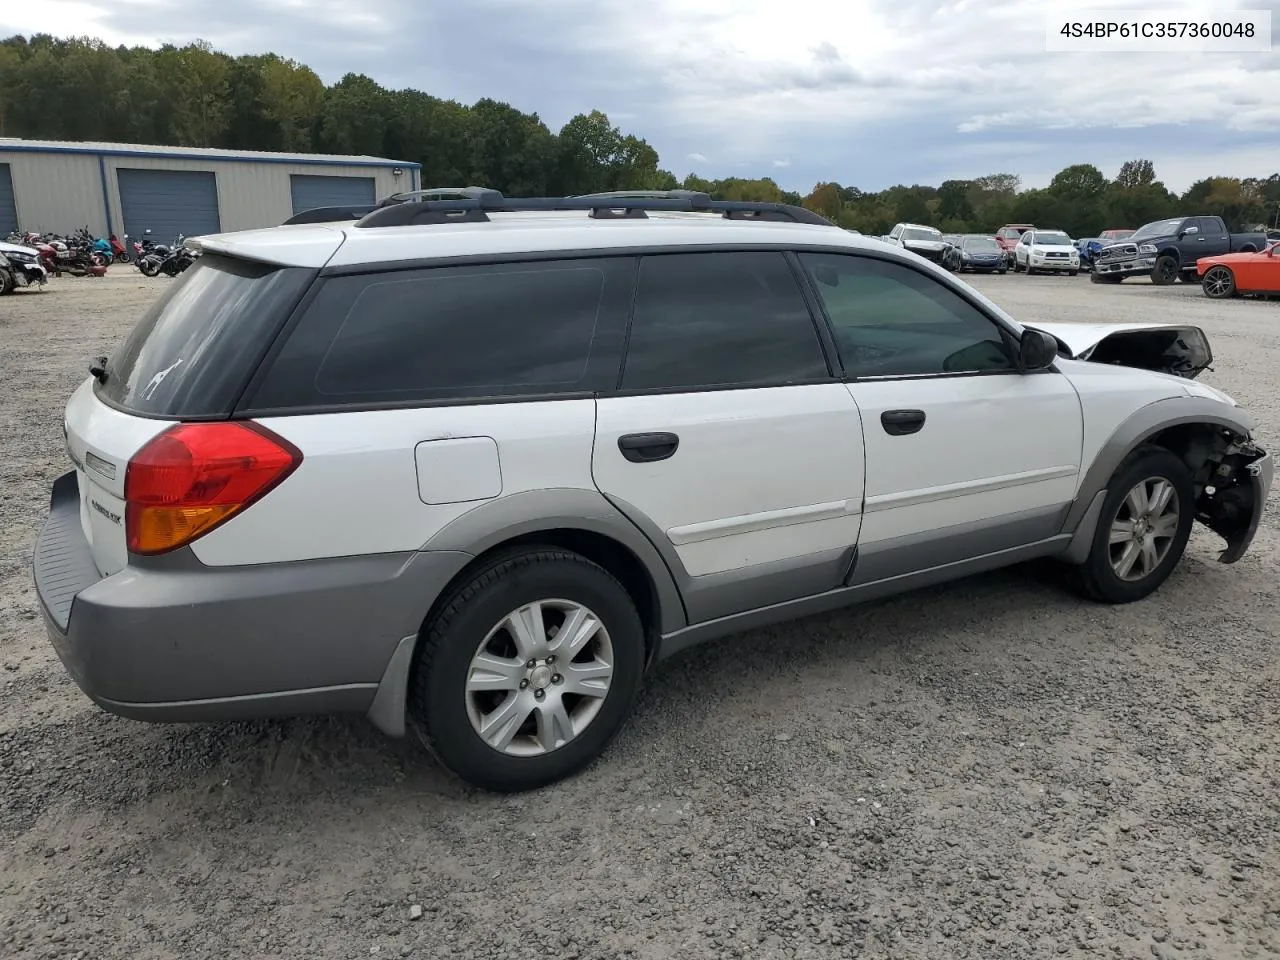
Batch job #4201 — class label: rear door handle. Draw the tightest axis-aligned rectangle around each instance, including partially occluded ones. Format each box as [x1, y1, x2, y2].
[618, 432, 680, 463]
[881, 409, 926, 436]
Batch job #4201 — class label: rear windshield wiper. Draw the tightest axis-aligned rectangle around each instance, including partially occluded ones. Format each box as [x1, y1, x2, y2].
[89, 356, 109, 384]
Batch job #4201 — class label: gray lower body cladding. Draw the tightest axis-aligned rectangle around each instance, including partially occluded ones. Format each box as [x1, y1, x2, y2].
[34, 470, 472, 723]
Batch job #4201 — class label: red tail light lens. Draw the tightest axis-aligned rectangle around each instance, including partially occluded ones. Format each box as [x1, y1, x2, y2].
[125, 422, 302, 555]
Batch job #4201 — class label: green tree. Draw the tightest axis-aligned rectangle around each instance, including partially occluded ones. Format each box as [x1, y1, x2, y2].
[260, 55, 325, 151]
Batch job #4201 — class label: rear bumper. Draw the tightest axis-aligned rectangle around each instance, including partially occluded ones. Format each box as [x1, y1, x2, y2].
[33, 470, 471, 726]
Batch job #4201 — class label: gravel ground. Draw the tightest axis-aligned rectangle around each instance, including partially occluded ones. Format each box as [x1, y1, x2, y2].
[1, 269, 1278, 960]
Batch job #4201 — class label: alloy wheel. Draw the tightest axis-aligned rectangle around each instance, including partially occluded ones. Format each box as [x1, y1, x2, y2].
[1108, 477, 1180, 582]
[465, 599, 614, 757]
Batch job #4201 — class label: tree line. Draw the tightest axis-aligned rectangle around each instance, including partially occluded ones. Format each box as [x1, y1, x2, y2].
[1, 35, 1277, 236]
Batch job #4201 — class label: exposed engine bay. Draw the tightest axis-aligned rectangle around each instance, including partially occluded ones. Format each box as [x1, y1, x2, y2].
[1181, 428, 1270, 563]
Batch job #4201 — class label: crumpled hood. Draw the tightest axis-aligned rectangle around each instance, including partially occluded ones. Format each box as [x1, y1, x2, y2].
[1024, 320, 1215, 380]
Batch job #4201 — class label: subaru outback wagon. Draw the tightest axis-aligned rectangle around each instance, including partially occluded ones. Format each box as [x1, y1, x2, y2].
[34, 190, 1272, 792]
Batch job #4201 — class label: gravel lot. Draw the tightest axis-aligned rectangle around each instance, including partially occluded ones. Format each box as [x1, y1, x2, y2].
[2, 269, 1278, 960]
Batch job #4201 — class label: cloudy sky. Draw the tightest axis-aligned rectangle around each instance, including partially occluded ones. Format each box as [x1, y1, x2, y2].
[14, 0, 1279, 193]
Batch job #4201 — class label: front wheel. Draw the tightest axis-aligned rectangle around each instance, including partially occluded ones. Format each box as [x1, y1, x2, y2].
[409, 547, 645, 792]
[138, 258, 161, 277]
[1074, 446, 1195, 604]
[1151, 255, 1179, 285]
[1201, 265, 1236, 299]
[1069, 270, 1078, 277]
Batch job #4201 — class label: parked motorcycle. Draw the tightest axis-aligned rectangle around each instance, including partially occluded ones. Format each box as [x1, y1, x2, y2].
[138, 232, 197, 278]
[109, 233, 131, 263]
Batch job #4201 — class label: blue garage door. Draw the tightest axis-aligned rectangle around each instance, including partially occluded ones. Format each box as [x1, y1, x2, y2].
[290, 174, 376, 215]
[117, 168, 221, 246]
[0, 164, 17, 236]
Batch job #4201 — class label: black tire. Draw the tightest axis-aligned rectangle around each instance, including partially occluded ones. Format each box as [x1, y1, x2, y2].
[0, 270, 12, 295]
[409, 547, 645, 792]
[1074, 446, 1195, 604]
[1069, 270, 1078, 277]
[138, 258, 160, 278]
[1151, 255, 1179, 285]
[1201, 265, 1236, 299]
[1026, 265, 1036, 276]
[997, 268, 1007, 275]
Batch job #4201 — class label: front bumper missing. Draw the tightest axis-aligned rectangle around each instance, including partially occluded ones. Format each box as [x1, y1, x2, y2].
[1215, 450, 1272, 564]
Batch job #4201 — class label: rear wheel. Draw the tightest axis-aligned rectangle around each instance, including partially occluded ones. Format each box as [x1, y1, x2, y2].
[1074, 446, 1195, 604]
[1202, 266, 1236, 299]
[409, 547, 645, 792]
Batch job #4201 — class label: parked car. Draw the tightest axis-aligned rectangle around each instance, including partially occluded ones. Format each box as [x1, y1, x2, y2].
[1092, 216, 1268, 285]
[995, 223, 1034, 266]
[1012, 229, 1080, 275]
[942, 234, 1008, 274]
[885, 222, 949, 264]
[1075, 237, 1105, 272]
[32, 190, 1271, 792]
[1099, 228, 1135, 241]
[1197, 240, 1280, 299]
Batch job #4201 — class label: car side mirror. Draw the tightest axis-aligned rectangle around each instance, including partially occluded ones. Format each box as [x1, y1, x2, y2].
[1180, 226, 1199, 238]
[1018, 329, 1058, 372]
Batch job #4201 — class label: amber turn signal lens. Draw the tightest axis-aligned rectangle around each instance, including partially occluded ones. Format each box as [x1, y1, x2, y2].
[124, 422, 302, 555]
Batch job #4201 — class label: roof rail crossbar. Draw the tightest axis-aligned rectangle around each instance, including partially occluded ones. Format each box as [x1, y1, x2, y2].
[353, 195, 834, 229]
[282, 204, 379, 225]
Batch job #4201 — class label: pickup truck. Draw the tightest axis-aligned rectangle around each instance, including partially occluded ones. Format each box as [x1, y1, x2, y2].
[1091, 215, 1268, 285]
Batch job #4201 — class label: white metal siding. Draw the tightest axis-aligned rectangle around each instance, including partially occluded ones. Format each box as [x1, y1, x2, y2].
[0, 152, 105, 236]
[0, 165, 16, 235]
[117, 168, 222, 243]
[290, 174, 376, 215]
[0, 148, 410, 238]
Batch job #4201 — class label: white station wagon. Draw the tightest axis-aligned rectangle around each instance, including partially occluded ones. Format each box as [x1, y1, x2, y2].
[34, 190, 1272, 791]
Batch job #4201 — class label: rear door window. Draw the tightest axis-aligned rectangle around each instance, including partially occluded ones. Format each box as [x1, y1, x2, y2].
[244, 257, 634, 411]
[620, 251, 831, 391]
[95, 254, 315, 417]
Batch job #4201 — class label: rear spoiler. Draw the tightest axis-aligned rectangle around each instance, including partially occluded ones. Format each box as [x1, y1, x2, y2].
[281, 205, 379, 226]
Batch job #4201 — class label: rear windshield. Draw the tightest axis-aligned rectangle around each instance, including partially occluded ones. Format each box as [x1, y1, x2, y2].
[95, 254, 313, 417]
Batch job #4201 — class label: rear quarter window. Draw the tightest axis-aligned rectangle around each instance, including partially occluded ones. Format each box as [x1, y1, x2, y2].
[243, 257, 634, 411]
[95, 254, 315, 418]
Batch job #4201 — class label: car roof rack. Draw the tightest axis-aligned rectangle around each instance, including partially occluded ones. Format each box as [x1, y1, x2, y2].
[353, 193, 834, 228]
[375, 187, 503, 208]
[282, 204, 379, 225]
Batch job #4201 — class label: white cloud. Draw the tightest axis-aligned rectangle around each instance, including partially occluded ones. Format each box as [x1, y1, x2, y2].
[9, 0, 1277, 192]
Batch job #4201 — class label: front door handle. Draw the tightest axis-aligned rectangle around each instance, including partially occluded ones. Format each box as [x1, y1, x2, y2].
[618, 432, 680, 463]
[881, 409, 926, 436]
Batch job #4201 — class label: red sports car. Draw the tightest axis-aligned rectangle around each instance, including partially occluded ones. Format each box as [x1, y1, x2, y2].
[1197, 241, 1280, 299]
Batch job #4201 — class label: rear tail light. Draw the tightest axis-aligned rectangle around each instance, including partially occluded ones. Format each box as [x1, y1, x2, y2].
[124, 422, 302, 555]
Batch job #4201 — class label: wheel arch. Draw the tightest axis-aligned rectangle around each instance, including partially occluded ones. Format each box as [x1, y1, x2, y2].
[366, 490, 687, 739]
[1059, 398, 1258, 563]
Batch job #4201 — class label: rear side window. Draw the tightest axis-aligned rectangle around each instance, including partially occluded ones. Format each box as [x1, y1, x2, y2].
[95, 254, 314, 417]
[620, 251, 830, 391]
[245, 257, 633, 410]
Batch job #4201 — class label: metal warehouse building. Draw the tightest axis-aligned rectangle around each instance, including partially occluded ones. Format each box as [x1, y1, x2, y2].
[0, 139, 422, 243]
